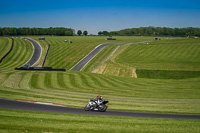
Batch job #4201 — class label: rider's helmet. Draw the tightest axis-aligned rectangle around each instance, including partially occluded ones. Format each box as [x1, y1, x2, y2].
[97, 95, 101, 99]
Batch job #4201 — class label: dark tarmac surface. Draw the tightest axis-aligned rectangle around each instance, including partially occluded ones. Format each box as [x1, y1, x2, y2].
[1, 99, 200, 119]
[70, 42, 119, 71]
[24, 38, 41, 66]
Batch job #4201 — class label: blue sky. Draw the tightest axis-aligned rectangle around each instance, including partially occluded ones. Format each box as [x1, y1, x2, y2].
[0, 0, 200, 34]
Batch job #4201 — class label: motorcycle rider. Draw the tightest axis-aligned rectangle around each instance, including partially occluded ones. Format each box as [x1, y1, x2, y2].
[96, 95, 104, 105]
[90, 95, 104, 110]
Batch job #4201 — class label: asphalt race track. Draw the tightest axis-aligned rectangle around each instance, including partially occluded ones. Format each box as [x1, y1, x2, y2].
[24, 38, 41, 66]
[70, 42, 119, 71]
[70, 41, 149, 71]
[0, 99, 200, 119]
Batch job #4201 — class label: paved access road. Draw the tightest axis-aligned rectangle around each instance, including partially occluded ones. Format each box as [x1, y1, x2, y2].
[70, 41, 150, 71]
[71, 42, 119, 71]
[24, 38, 41, 66]
[0, 99, 200, 119]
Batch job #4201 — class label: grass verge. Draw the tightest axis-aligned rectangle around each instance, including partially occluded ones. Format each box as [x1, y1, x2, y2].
[0, 37, 12, 60]
[0, 109, 199, 133]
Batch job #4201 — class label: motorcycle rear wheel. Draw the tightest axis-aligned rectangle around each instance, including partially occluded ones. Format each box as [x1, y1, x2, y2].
[99, 104, 107, 112]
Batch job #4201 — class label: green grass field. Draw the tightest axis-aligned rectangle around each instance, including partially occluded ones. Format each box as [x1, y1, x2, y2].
[116, 38, 200, 71]
[44, 36, 115, 69]
[0, 36, 199, 132]
[28, 36, 157, 70]
[0, 37, 12, 60]
[0, 37, 33, 69]
[92, 38, 200, 79]
[0, 109, 199, 133]
[0, 68, 199, 114]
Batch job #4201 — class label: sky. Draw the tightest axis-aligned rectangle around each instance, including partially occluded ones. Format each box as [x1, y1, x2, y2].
[0, 0, 200, 34]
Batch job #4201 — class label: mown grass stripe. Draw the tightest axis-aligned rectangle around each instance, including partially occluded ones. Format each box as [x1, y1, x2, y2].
[1, 39, 24, 67]
[30, 73, 40, 89]
[11, 39, 30, 66]
[2, 72, 23, 89]
[68, 73, 80, 88]
[88, 73, 114, 88]
[71, 72, 89, 89]
[0, 37, 13, 63]
[19, 72, 33, 89]
[78, 73, 96, 88]
[105, 76, 134, 88]
[57, 72, 67, 88]
[0, 38, 33, 69]
[34, 72, 47, 89]
[94, 74, 119, 88]
[44, 73, 51, 88]
[61, 73, 72, 88]
[51, 72, 62, 89]
[0, 74, 9, 85]
[0, 37, 12, 59]
[85, 74, 106, 88]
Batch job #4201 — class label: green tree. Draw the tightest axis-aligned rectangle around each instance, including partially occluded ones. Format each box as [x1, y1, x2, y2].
[98, 31, 103, 36]
[65, 30, 72, 36]
[83, 30, 88, 36]
[77, 30, 82, 36]
[32, 28, 38, 35]
[0, 27, 199, 37]
[102, 31, 109, 36]
[3, 28, 10, 35]
[0, 28, 2, 36]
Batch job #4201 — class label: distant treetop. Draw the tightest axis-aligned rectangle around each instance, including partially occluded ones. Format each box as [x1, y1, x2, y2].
[0, 27, 74, 36]
[99, 27, 200, 37]
[77, 30, 82, 36]
[83, 30, 88, 36]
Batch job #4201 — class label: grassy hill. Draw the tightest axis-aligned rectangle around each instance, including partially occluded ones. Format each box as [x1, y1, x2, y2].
[0, 36, 199, 132]
[30, 36, 156, 70]
[44, 36, 116, 69]
[0, 37, 12, 60]
[0, 68, 199, 114]
[92, 38, 200, 79]
[0, 36, 199, 114]
[0, 37, 33, 69]
[116, 38, 200, 71]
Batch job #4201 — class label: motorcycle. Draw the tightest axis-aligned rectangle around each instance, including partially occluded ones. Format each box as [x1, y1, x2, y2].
[84, 99, 109, 112]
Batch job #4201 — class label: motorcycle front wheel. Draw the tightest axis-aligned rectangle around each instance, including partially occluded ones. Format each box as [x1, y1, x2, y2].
[84, 104, 90, 111]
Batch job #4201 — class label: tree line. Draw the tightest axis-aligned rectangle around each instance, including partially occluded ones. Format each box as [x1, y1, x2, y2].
[98, 27, 200, 36]
[0, 27, 74, 36]
[1, 27, 199, 36]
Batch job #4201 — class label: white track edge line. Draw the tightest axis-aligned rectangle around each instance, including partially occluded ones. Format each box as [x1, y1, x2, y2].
[21, 38, 35, 67]
[21, 38, 42, 67]
[79, 46, 106, 71]
[70, 43, 104, 70]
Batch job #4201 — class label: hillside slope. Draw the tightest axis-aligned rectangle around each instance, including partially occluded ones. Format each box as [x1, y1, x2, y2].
[0, 37, 12, 60]
[0, 38, 33, 69]
[92, 38, 200, 79]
